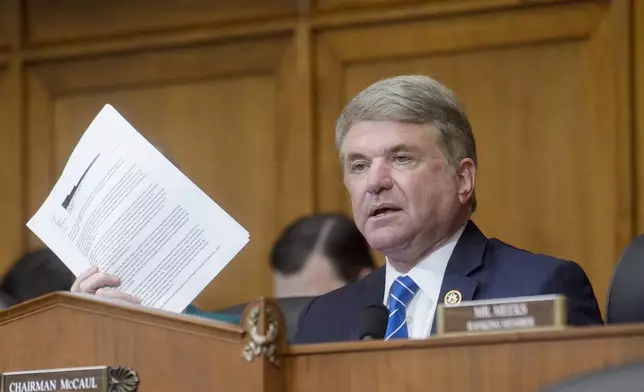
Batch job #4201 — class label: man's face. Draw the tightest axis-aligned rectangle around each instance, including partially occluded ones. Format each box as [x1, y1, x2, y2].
[341, 121, 473, 261]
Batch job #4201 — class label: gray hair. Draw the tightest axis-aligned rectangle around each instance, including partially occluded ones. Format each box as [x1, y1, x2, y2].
[335, 75, 478, 212]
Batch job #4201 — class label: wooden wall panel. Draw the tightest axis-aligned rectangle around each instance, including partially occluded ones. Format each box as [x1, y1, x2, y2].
[24, 0, 299, 45]
[0, 0, 638, 315]
[0, 65, 24, 275]
[25, 36, 312, 310]
[315, 1, 629, 311]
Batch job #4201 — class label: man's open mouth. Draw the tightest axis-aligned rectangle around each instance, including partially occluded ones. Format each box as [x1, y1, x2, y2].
[369, 206, 402, 218]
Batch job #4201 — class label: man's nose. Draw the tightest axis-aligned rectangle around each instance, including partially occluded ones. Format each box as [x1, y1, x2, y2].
[366, 161, 393, 194]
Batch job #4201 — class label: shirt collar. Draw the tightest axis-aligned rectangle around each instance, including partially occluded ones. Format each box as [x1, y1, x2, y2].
[384, 224, 466, 304]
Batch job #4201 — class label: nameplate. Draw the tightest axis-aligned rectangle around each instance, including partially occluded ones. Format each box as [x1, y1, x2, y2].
[1, 366, 139, 392]
[436, 295, 567, 335]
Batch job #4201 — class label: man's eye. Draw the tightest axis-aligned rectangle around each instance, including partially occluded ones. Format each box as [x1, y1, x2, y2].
[351, 162, 368, 173]
[394, 155, 412, 164]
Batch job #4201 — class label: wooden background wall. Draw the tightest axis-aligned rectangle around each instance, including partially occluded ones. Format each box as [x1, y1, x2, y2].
[0, 0, 641, 313]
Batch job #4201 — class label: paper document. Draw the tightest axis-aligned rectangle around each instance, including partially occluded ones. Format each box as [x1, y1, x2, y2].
[27, 104, 249, 313]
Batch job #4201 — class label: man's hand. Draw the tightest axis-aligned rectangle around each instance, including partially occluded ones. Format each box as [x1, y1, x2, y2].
[71, 266, 141, 304]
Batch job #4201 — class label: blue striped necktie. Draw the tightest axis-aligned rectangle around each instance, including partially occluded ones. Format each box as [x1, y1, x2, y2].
[385, 275, 420, 340]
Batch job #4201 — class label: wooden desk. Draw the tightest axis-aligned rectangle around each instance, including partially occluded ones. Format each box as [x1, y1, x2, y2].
[286, 324, 644, 391]
[2, 293, 644, 392]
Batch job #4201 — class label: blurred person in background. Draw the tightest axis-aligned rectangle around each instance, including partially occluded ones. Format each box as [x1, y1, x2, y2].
[184, 213, 376, 328]
[0, 248, 75, 308]
[270, 212, 376, 298]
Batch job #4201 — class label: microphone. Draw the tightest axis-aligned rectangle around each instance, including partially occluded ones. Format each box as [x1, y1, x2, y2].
[358, 304, 389, 340]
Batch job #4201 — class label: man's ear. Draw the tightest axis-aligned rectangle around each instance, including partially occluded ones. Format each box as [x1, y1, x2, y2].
[456, 158, 476, 206]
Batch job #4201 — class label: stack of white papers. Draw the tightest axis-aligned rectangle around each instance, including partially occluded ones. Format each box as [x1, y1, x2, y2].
[27, 104, 249, 313]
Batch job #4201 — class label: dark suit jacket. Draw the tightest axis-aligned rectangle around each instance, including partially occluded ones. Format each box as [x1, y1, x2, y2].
[292, 220, 603, 344]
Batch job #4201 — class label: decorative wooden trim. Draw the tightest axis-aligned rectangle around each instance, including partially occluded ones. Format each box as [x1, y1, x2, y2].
[29, 35, 290, 93]
[310, 0, 596, 30]
[314, 40, 347, 213]
[273, 22, 316, 228]
[241, 299, 286, 366]
[240, 298, 286, 392]
[23, 0, 300, 47]
[22, 19, 298, 64]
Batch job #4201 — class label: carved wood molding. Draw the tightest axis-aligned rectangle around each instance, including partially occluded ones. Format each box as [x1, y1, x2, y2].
[241, 298, 286, 367]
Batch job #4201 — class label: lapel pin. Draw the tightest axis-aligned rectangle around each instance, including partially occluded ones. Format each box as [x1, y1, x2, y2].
[444, 290, 462, 306]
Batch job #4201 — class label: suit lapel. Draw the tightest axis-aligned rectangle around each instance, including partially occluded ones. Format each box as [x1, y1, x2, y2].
[364, 265, 386, 305]
[431, 220, 487, 334]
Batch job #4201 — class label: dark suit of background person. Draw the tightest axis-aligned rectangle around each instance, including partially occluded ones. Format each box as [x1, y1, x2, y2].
[291, 74, 603, 345]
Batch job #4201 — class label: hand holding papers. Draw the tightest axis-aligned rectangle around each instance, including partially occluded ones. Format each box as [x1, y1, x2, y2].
[27, 104, 249, 313]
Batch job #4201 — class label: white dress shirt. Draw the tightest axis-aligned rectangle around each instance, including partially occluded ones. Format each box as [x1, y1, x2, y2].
[383, 224, 466, 339]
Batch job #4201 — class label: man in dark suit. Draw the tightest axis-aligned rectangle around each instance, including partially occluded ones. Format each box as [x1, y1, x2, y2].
[292, 75, 603, 344]
[293, 221, 602, 344]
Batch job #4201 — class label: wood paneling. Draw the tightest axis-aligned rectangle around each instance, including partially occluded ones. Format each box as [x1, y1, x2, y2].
[315, 1, 630, 311]
[0, 64, 23, 275]
[309, 0, 576, 31]
[0, 0, 640, 314]
[24, 0, 299, 45]
[25, 36, 312, 309]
